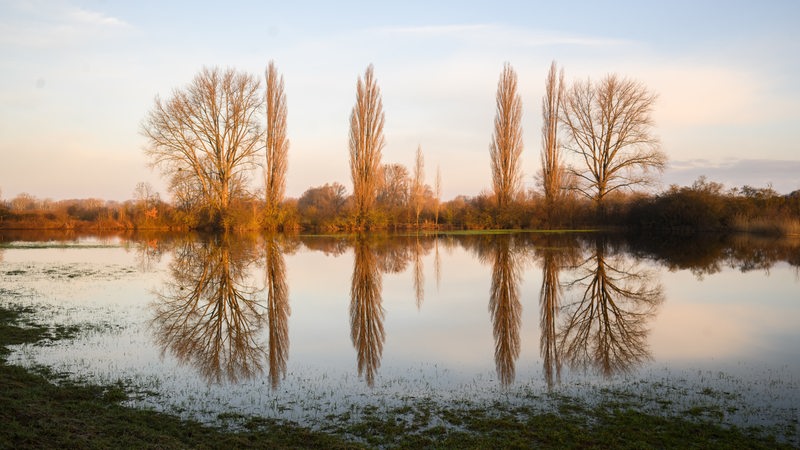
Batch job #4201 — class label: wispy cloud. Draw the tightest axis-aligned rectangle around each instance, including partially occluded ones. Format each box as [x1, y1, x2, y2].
[372, 23, 632, 48]
[0, 3, 132, 48]
[377, 24, 492, 36]
[67, 8, 131, 29]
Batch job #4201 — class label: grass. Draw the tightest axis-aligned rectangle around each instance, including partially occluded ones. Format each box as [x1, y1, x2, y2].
[0, 302, 795, 449]
[732, 216, 800, 237]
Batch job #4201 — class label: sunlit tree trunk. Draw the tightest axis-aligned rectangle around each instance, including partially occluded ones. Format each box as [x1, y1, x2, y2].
[490, 63, 524, 212]
[434, 166, 442, 228]
[541, 61, 565, 223]
[264, 61, 289, 229]
[412, 145, 425, 227]
[349, 65, 385, 228]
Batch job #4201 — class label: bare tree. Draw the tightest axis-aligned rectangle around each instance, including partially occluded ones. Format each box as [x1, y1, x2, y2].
[133, 182, 159, 209]
[412, 145, 425, 226]
[349, 64, 385, 227]
[541, 61, 565, 214]
[376, 163, 410, 209]
[434, 166, 442, 227]
[490, 63, 524, 210]
[560, 74, 666, 212]
[142, 67, 264, 230]
[264, 61, 289, 226]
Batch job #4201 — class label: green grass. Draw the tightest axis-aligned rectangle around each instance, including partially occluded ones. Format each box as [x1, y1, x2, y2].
[0, 302, 795, 449]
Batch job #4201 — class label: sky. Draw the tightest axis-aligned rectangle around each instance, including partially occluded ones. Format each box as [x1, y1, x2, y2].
[1, 0, 799, 202]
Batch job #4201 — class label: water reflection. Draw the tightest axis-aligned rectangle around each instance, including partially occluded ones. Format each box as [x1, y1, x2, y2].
[349, 236, 385, 387]
[264, 236, 290, 389]
[626, 233, 800, 278]
[537, 239, 564, 389]
[136, 231, 796, 389]
[559, 238, 664, 377]
[414, 236, 425, 309]
[151, 236, 267, 384]
[488, 235, 522, 386]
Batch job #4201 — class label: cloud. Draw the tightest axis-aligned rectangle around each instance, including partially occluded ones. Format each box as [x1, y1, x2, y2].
[67, 8, 131, 29]
[373, 23, 632, 48]
[0, 3, 132, 48]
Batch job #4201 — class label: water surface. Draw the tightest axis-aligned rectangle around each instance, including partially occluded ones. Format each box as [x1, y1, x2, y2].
[1, 231, 798, 437]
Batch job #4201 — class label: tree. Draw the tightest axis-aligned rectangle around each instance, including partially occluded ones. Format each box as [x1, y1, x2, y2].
[541, 61, 565, 215]
[264, 61, 289, 226]
[376, 163, 410, 209]
[349, 64, 385, 227]
[297, 182, 347, 226]
[490, 63, 524, 210]
[142, 66, 264, 230]
[560, 74, 666, 213]
[412, 145, 425, 226]
[434, 166, 442, 227]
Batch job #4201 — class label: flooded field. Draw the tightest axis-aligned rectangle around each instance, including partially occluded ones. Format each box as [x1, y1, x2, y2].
[1, 231, 798, 442]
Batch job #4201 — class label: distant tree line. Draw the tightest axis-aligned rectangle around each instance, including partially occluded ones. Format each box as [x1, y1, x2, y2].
[2, 178, 799, 236]
[1, 61, 798, 235]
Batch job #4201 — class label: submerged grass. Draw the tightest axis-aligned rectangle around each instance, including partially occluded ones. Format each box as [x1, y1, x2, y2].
[0, 301, 795, 449]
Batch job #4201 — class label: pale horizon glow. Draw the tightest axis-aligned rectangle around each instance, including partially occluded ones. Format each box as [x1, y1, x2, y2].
[1, 1, 798, 202]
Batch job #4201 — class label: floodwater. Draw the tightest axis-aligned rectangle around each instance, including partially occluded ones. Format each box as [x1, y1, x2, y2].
[1, 231, 798, 437]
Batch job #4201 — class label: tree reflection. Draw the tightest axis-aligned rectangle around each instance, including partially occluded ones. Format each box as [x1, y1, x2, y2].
[349, 236, 385, 387]
[559, 238, 664, 377]
[413, 236, 425, 309]
[534, 234, 582, 389]
[539, 247, 562, 389]
[488, 235, 522, 386]
[151, 236, 266, 384]
[264, 236, 290, 389]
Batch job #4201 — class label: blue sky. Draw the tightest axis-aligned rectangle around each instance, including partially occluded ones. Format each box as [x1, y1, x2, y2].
[1, 0, 798, 201]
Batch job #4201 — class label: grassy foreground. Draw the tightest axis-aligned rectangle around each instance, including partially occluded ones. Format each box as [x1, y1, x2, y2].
[0, 303, 793, 449]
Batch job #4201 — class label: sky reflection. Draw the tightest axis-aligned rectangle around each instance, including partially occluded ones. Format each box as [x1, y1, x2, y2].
[2, 231, 798, 396]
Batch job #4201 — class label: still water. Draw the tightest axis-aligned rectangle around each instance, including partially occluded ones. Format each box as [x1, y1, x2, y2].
[1, 231, 798, 435]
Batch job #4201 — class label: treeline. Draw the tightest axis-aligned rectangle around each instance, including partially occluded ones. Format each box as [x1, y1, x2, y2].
[3, 60, 799, 234]
[2, 176, 799, 235]
[0, 190, 172, 231]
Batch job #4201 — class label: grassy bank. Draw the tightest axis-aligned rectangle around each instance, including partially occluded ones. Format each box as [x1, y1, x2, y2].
[0, 302, 794, 449]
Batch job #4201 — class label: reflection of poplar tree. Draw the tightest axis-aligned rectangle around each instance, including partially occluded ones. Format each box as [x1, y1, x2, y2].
[413, 237, 424, 309]
[350, 237, 385, 387]
[434, 237, 442, 291]
[151, 237, 265, 383]
[539, 248, 562, 389]
[489, 235, 522, 386]
[264, 237, 290, 389]
[559, 238, 664, 376]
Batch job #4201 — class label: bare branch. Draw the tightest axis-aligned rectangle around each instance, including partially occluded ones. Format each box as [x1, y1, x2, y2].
[559, 74, 665, 209]
[490, 63, 524, 210]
